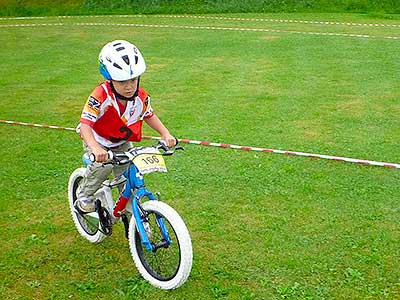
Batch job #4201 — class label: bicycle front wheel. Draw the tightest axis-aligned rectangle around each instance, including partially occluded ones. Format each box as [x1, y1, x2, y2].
[128, 201, 193, 290]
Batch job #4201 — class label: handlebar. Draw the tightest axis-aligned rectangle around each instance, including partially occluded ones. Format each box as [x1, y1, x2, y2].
[89, 139, 184, 165]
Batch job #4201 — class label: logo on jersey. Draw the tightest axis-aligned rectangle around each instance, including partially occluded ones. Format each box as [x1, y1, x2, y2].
[82, 111, 97, 122]
[87, 96, 100, 111]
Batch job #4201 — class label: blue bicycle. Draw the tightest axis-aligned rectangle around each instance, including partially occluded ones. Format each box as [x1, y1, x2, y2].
[68, 142, 192, 289]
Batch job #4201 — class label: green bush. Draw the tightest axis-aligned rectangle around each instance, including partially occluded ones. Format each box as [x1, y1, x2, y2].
[0, 0, 399, 16]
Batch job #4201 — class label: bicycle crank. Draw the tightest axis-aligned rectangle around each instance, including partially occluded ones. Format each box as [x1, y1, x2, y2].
[95, 200, 113, 236]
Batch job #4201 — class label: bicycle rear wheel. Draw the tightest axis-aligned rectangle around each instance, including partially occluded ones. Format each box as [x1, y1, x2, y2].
[68, 168, 106, 244]
[128, 201, 192, 290]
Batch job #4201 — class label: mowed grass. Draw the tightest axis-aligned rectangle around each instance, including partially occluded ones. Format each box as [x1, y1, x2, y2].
[0, 14, 399, 300]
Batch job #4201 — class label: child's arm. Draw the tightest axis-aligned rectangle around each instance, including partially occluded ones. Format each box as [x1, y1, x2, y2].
[80, 123, 109, 162]
[144, 114, 176, 147]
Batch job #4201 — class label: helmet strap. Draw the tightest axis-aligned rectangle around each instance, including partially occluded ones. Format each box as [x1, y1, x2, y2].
[109, 77, 140, 102]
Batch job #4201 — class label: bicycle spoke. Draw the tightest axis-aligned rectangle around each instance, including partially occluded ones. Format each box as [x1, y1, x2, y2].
[135, 211, 181, 281]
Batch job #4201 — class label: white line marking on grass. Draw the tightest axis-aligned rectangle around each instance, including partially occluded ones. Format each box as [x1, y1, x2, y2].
[140, 14, 400, 28]
[1, 14, 399, 28]
[0, 16, 48, 20]
[2, 22, 396, 40]
[0, 23, 64, 27]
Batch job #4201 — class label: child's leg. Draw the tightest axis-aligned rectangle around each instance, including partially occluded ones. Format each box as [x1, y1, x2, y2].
[75, 143, 113, 213]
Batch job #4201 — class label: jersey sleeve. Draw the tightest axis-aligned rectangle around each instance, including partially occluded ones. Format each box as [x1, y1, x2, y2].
[80, 86, 103, 127]
[138, 88, 154, 120]
[143, 95, 154, 120]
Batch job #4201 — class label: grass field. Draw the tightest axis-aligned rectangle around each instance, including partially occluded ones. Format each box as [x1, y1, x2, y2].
[0, 13, 399, 300]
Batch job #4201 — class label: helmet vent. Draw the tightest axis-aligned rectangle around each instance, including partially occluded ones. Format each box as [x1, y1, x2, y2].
[134, 55, 138, 64]
[122, 55, 130, 65]
[116, 47, 125, 51]
[113, 42, 122, 47]
[113, 63, 122, 70]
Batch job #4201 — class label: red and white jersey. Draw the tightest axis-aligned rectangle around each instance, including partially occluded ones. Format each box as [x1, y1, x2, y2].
[80, 81, 154, 148]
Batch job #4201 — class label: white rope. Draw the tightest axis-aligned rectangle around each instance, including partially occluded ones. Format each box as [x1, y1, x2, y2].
[1, 119, 399, 169]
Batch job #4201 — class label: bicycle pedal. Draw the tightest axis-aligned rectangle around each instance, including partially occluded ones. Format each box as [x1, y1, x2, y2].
[96, 201, 113, 236]
[100, 215, 113, 236]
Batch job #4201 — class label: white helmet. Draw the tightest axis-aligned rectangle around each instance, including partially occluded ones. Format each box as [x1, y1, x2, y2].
[99, 40, 146, 81]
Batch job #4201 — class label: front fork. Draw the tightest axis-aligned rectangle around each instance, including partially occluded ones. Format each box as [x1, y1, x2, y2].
[132, 191, 172, 252]
[119, 165, 172, 252]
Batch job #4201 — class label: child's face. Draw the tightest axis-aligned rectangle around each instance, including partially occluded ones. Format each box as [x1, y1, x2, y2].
[112, 78, 138, 99]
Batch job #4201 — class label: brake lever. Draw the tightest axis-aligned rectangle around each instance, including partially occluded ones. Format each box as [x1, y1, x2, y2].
[158, 138, 184, 156]
[158, 141, 169, 152]
[118, 159, 131, 165]
[162, 150, 174, 156]
[162, 146, 185, 156]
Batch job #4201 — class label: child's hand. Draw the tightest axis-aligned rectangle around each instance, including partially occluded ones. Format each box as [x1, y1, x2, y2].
[161, 133, 177, 148]
[91, 145, 109, 162]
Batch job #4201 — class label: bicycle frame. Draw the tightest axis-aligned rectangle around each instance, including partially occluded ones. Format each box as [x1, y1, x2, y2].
[84, 152, 173, 252]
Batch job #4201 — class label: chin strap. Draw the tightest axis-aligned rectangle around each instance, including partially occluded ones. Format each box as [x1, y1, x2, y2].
[110, 77, 140, 101]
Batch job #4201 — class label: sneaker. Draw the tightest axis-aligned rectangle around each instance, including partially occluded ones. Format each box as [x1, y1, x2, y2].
[74, 196, 95, 214]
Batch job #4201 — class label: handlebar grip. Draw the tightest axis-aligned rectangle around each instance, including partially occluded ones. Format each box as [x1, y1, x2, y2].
[108, 150, 114, 160]
[89, 150, 114, 162]
[159, 137, 179, 148]
[89, 153, 96, 162]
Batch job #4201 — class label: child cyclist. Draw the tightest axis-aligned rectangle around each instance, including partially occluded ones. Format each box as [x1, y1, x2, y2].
[75, 40, 176, 214]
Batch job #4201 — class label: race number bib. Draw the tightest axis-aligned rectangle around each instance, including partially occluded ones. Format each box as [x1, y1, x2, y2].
[132, 152, 167, 174]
